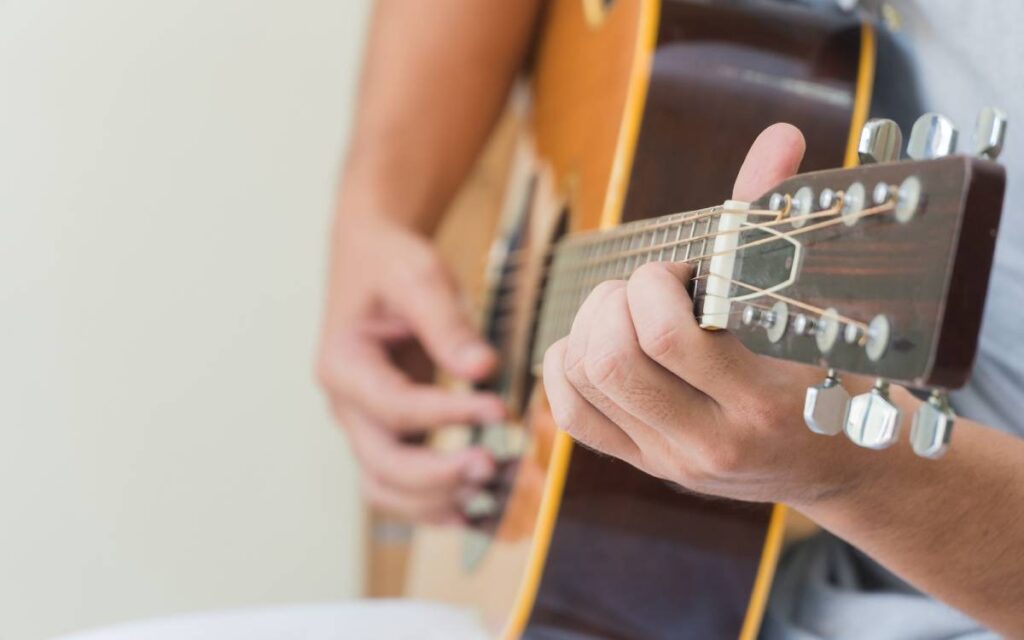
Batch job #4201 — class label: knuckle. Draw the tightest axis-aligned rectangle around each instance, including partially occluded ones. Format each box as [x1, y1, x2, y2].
[584, 341, 630, 388]
[668, 455, 709, 489]
[543, 340, 565, 376]
[563, 344, 589, 386]
[398, 245, 446, 288]
[701, 442, 746, 478]
[637, 314, 682, 361]
[548, 392, 581, 432]
[735, 391, 785, 432]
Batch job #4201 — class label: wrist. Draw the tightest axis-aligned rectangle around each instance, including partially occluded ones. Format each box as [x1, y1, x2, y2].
[797, 385, 926, 522]
[336, 161, 444, 235]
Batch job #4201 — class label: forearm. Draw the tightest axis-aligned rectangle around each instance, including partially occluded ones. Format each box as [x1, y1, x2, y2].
[802, 387, 1024, 636]
[340, 0, 542, 233]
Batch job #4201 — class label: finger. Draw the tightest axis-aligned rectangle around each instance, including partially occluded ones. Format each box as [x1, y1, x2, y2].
[361, 473, 462, 525]
[627, 262, 759, 401]
[577, 277, 714, 438]
[341, 407, 496, 493]
[732, 123, 806, 201]
[383, 244, 497, 381]
[322, 330, 506, 432]
[566, 284, 700, 458]
[542, 339, 641, 466]
[564, 279, 626, 371]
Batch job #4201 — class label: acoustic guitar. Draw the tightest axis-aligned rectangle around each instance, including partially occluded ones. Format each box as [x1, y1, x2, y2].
[394, 1, 1009, 638]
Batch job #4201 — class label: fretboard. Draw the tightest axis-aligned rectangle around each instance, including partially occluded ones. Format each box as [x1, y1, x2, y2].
[532, 206, 725, 368]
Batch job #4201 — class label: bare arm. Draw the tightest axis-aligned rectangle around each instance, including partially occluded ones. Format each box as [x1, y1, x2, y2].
[804, 396, 1024, 636]
[318, 0, 542, 523]
[339, 0, 541, 233]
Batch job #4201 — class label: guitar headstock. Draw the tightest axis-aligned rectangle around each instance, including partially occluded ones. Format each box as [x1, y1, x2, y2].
[707, 111, 1007, 457]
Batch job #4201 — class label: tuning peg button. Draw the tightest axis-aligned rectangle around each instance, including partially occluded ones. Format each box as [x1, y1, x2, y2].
[974, 107, 1008, 160]
[910, 390, 955, 459]
[804, 370, 850, 436]
[907, 113, 958, 159]
[858, 118, 903, 164]
[846, 379, 902, 449]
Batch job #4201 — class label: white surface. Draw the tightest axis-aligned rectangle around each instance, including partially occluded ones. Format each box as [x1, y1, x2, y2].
[700, 200, 748, 330]
[0, 1, 372, 638]
[57, 601, 487, 640]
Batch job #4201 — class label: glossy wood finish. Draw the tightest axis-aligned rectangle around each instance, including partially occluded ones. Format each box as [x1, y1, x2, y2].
[733, 157, 1006, 388]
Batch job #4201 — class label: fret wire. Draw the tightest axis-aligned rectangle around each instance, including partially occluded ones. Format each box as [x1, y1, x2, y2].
[618, 233, 634, 276]
[576, 242, 594, 327]
[670, 218, 684, 262]
[559, 247, 574, 337]
[601, 236, 612, 282]
[565, 207, 727, 272]
[532, 201, 892, 359]
[694, 214, 715, 303]
[695, 216, 712, 279]
[617, 234, 627, 278]
[568, 205, 745, 247]
[683, 219, 696, 262]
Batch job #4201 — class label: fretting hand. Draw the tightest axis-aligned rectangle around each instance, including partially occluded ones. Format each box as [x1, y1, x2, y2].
[542, 124, 905, 507]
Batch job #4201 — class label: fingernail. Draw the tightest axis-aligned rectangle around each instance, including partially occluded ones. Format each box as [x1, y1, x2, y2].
[463, 455, 495, 484]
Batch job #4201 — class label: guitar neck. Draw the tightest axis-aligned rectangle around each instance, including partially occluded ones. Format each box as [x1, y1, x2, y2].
[532, 204, 734, 367]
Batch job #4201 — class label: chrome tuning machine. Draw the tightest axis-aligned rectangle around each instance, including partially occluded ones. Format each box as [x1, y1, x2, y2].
[858, 118, 903, 164]
[846, 379, 902, 449]
[910, 390, 955, 459]
[974, 107, 1008, 160]
[907, 113, 958, 160]
[804, 369, 850, 436]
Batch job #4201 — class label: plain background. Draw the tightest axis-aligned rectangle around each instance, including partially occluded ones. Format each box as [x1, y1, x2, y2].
[0, 1, 373, 638]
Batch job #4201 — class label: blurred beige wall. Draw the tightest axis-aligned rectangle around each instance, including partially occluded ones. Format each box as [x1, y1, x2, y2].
[0, 1, 372, 638]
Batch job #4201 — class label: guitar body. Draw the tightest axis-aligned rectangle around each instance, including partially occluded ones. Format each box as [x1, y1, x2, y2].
[410, 1, 895, 637]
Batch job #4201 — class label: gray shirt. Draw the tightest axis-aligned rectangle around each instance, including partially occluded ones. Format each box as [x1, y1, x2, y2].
[765, 1, 1024, 638]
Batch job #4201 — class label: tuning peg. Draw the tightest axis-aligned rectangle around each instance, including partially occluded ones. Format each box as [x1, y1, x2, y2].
[858, 118, 903, 164]
[910, 390, 955, 459]
[974, 107, 1008, 160]
[804, 369, 850, 436]
[907, 113, 958, 159]
[845, 379, 902, 449]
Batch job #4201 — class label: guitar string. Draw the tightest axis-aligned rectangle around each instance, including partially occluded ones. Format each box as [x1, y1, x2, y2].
[697, 275, 870, 330]
[503, 208, 894, 360]
[489, 199, 894, 315]
[499, 204, 778, 266]
[500, 206, 781, 267]
[555, 206, 843, 273]
[487, 204, 835, 309]
[492, 197, 854, 305]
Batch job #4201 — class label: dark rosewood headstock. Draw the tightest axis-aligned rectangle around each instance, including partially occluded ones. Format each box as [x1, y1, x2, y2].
[725, 155, 1005, 389]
